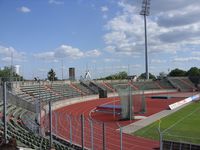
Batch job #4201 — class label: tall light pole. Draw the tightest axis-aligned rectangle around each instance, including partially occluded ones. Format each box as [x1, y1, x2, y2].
[61, 58, 63, 81]
[140, 0, 151, 80]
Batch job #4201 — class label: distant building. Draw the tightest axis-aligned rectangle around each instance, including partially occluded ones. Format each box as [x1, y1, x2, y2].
[127, 75, 137, 81]
[14, 65, 20, 75]
[84, 70, 91, 81]
[69, 67, 75, 80]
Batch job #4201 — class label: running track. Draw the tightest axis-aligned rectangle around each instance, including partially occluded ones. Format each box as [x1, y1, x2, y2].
[47, 93, 184, 150]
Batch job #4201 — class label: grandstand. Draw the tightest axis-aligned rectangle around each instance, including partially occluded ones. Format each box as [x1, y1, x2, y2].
[0, 77, 199, 149]
[168, 77, 197, 92]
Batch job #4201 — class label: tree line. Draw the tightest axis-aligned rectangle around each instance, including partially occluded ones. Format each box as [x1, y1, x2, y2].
[0, 66, 23, 82]
[99, 67, 200, 80]
[0, 66, 199, 81]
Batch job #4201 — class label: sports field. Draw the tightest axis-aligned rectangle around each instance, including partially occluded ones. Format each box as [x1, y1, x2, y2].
[133, 101, 200, 144]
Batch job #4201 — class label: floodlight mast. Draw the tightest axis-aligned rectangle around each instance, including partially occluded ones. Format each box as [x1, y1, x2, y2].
[140, 0, 150, 80]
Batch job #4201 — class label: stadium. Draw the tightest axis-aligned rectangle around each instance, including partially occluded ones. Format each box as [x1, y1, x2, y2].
[0, 75, 200, 150]
[1, 0, 200, 150]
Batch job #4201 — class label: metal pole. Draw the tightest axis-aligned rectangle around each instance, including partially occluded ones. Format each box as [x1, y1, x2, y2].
[55, 112, 57, 135]
[159, 131, 163, 150]
[103, 122, 106, 150]
[90, 119, 94, 150]
[38, 80, 41, 135]
[120, 127, 123, 150]
[3, 82, 7, 143]
[49, 99, 52, 148]
[61, 58, 63, 81]
[81, 114, 84, 150]
[144, 15, 149, 80]
[69, 115, 72, 145]
[129, 85, 132, 120]
[113, 98, 116, 118]
[158, 120, 163, 150]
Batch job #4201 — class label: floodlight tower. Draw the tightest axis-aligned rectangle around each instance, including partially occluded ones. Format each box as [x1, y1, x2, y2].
[140, 0, 151, 80]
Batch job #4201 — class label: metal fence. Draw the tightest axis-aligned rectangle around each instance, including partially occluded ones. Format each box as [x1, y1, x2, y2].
[39, 111, 124, 150]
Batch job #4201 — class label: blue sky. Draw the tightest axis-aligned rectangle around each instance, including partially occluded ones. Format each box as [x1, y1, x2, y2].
[0, 0, 200, 79]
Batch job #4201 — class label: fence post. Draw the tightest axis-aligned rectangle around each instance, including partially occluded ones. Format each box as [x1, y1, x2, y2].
[69, 114, 72, 145]
[3, 82, 7, 143]
[103, 122, 106, 150]
[158, 120, 163, 150]
[90, 119, 94, 150]
[55, 112, 58, 135]
[81, 114, 84, 150]
[120, 126, 123, 150]
[49, 99, 52, 148]
[159, 131, 163, 150]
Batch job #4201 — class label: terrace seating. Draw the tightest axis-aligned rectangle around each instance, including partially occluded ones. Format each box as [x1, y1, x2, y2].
[1, 103, 79, 150]
[163, 140, 200, 150]
[74, 82, 94, 95]
[103, 81, 118, 91]
[168, 77, 196, 92]
[19, 84, 63, 102]
[96, 81, 115, 93]
[42, 83, 81, 99]
[156, 79, 174, 89]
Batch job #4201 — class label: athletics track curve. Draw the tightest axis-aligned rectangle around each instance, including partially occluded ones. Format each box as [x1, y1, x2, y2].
[50, 94, 183, 150]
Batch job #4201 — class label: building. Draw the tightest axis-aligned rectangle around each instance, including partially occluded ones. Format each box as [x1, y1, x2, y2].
[14, 65, 20, 75]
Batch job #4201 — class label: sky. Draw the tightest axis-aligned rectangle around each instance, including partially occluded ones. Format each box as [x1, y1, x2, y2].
[0, 0, 200, 79]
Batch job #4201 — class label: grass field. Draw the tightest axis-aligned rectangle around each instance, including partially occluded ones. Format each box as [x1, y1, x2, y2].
[133, 101, 200, 144]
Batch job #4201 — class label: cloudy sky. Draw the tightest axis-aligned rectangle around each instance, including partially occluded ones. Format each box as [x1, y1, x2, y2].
[0, 0, 200, 79]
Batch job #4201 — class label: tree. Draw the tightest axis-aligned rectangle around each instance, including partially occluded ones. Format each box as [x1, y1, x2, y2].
[99, 71, 128, 80]
[117, 71, 128, 79]
[0, 66, 23, 82]
[47, 69, 57, 81]
[139, 73, 156, 80]
[168, 68, 186, 77]
[186, 67, 200, 76]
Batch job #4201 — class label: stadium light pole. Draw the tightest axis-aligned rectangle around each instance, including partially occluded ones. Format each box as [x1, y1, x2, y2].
[3, 82, 7, 143]
[140, 0, 151, 80]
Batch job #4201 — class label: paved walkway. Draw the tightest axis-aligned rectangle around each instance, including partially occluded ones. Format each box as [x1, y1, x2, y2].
[122, 102, 192, 134]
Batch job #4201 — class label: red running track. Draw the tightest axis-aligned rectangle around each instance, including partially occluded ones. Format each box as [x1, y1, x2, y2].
[48, 94, 183, 150]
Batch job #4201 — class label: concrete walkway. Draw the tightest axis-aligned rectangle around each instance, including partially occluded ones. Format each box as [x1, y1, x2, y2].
[122, 102, 192, 134]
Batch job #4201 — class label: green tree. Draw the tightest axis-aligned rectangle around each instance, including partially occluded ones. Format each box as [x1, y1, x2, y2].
[117, 71, 128, 79]
[168, 68, 186, 77]
[186, 67, 200, 76]
[139, 73, 156, 80]
[47, 69, 57, 81]
[100, 71, 128, 80]
[0, 66, 23, 81]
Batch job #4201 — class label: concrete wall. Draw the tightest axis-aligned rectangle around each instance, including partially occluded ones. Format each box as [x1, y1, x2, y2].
[41, 94, 99, 117]
[7, 91, 36, 112]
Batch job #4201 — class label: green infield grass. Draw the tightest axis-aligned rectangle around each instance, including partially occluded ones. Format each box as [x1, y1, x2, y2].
[133, 101, 200, 144]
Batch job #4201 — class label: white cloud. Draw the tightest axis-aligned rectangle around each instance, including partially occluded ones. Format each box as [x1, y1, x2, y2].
[0, 46, 15, 56]
[0, 45, 26, 62]
[18, 6, 31, 13]
[34, 44, 101, 62]
[54, 45, 84, 59]
[151, 59, 166, 64]
[33, 52, 57, 62]
[130, 64, 141, 68]
[85, 49, 101, 57]
[49, 0, 64, 5]
[103, 1, 200, 56]
[104, 58, 120, 62]
[1, 57, 11, 62]
[174, 57, 200, 62]
[192, 51, 200, 56]
[101, 6, 109, 12]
